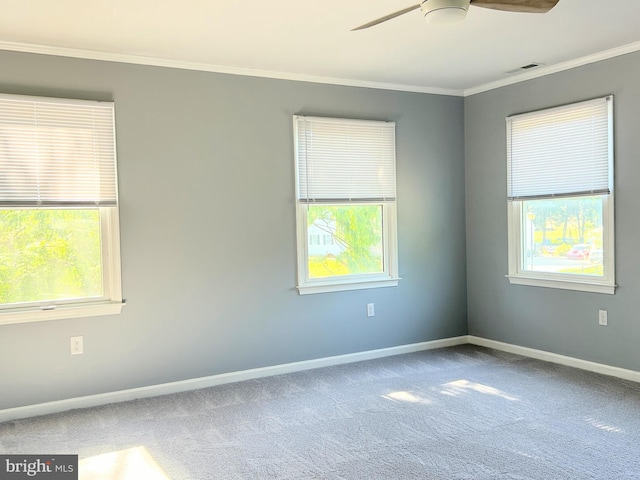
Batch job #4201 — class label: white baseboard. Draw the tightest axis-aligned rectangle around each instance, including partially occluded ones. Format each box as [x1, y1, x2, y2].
[4, 335, 638, 424]
[468, 336, 640, 384]
[0, 336, 468, 423]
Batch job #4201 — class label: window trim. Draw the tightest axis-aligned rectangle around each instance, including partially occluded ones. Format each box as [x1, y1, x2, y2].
[0, 93, 124, 324]
[506, 96, 615, 294]
[506, 196, 616, 294]
[293, 115, 400, 295]
[0, 207, 124, 325]
[295, 202, 399, 295]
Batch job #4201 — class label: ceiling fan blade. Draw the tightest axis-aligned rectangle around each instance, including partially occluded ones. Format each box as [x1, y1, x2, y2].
[352, 4, 421, 31]
[469, 0, 559, 13]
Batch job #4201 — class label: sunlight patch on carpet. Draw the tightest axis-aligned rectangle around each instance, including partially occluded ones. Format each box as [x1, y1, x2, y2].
[383, 390, 432, 404]
[585, 417, 623, 433]
[79, 446, 170, 480]
[440, 380, 519, 401]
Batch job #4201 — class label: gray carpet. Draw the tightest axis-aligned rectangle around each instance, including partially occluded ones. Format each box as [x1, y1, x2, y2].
[2, 345, 640, 479]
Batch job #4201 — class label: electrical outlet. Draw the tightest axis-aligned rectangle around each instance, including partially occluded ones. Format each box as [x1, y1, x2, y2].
[598, 310, 608, 326]
[367, 303, 375, 317]
[70, 336, 84, 355]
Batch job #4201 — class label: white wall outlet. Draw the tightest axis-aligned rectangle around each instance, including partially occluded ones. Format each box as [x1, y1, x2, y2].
[598, 310, 608, 326]
[367, 303, 375, 317]
[70, 336, 84, 355]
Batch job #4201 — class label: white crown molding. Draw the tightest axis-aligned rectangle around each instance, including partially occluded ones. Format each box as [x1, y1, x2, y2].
[2, 40, 640, 98]
[465, 40, 640, 96]
[0, 40, 463, 97]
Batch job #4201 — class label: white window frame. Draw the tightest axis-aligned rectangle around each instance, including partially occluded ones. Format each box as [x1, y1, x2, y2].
[0, 93, 124, 324]
[506, 96, 616, 294]
[293, 116, 400, 295]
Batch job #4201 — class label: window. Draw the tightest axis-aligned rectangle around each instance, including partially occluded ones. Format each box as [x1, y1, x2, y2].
[293, 116, 399, 294]
[0, 93, 123, 324]
[506, 96, 615, 294]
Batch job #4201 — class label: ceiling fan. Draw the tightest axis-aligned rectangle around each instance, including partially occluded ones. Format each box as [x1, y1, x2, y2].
[352, 0, 560, 30]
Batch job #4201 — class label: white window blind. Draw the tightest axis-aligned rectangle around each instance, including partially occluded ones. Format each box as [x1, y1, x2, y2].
[507, 96, 612, 201]
[0, 94, 118, 207]
[294, 116, 396, 203]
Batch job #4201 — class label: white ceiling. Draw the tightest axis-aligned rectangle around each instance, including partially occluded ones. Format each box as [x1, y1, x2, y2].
[1, 0, 639, 96]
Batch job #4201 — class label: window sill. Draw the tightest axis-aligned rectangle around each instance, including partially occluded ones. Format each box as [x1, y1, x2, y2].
[297, 277, 400, 295]
[0, 301, 125, 326]
[506, 275, 616, 295]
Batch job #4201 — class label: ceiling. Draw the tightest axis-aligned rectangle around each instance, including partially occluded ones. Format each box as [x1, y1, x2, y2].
[0, 0, 639, 96]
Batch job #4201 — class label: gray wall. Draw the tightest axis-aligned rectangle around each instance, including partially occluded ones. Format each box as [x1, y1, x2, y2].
[465, 51, 640, 371]
[0, 50, 467, 409]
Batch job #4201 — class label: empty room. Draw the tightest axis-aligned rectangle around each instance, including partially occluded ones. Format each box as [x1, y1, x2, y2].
[1, 0, 640, 478]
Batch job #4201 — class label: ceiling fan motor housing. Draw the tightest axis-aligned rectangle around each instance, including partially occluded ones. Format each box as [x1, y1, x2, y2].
[421, 0, 471, 24]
